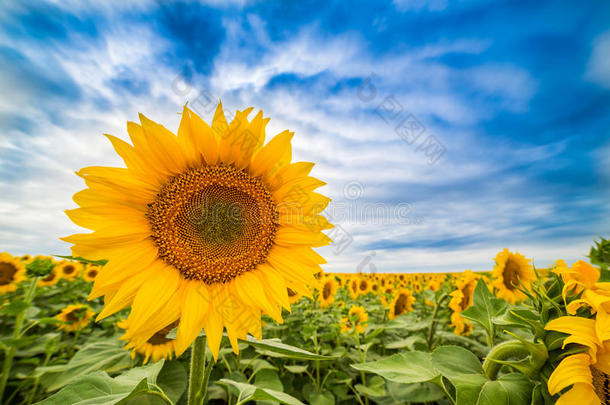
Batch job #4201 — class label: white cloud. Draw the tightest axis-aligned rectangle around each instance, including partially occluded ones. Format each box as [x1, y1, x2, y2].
[586, 30, 610, 89]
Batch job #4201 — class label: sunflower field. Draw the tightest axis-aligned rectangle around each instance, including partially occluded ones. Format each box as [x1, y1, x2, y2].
[2, 239, 610, 405]
[2, 107, 610, 405]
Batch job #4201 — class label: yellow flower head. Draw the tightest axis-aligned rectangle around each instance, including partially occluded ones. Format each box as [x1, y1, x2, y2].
[319, 277, 337, 308]
[357, 277, 371, 295]
[119, 319, 177, 364]
[341, 305, 368, 334]
[83, 264, 101, 282]
[388, 289, 415, 320]
[0, 252, 26, 293]
[56, 304, 94, 332]
[56, 260, 80, 280]
[491, 249, 535, 304]
[61, 103, 331, 360]
[38, 268, 59, 287]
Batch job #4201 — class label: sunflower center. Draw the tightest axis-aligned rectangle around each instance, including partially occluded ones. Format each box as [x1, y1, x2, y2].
[63, 265, 75, 275]
[87, 270, 98, 278]
[394, 293, 408, 315]
[147, 165, 278, 284]
[287, 288, 297, 297]
[0, 262, 17, 285]
[322, 282, 332, 300]
[503, 259, 521, 290]
[359, 280, 367, 291]
[460, 284, 474, 310]
[592, 367, 610, 404]
[42, 272, 56, 282]
[66, 308, 86, 323]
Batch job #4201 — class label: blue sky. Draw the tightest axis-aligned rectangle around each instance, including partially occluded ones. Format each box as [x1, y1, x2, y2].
[1, 0, 609, 272]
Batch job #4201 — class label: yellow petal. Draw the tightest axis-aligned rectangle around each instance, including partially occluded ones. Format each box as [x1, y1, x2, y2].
[547, 353, 593, 395]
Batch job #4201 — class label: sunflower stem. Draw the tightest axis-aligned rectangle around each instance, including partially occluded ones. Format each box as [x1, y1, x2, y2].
[426, 293, 447, 350]
[187, 335, 208, 405]
[0, 277, 39, 402]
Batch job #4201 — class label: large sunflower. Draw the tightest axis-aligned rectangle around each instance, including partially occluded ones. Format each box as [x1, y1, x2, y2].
[545, 315, 610, 405]
[62, 103, 331, 359]
[0, 252, 26, 293]
[491, 249, 535, 304]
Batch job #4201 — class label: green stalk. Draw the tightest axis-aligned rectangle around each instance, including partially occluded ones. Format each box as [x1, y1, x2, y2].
[426, 293, 448, 350]
[483, 340, 548, 380]
[0, 277, 39, 402]
[355, 332, 369, 405]
[187, 335, 209, 405]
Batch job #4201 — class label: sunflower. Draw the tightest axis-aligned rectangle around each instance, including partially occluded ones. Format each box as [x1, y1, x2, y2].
[545, 314, 610, 405]
[56, 304, 95, 332]
[357, 277, 371, 295]
[38, 268, 59, 287]
[388, 289, 415, 320]
[341, 305, 368, 334]
[448, 270, 478, 335]
[119, 319, 177, 364]
[319, 277, 337, 308]
[56, 260, 80, 280]
[0, 252, 26, 293]
[349, 278, 360, 299]
[83, 264, 101, 282]
[62, 103, 331, 359]
[491, 249, 535, 303]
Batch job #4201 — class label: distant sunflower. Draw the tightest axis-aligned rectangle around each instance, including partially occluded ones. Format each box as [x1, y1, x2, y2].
[448, 270, 478, 335]
[56, 304, 94, 332]
[83, 264, 101, 282]
[349, 278, 359, 299]
[38, 268, 59, 287]
[319, 277, 337, 308]
[341, 305, 368, 334]
[357, 277, 371, 295]
[491, 249, 535, 303]
[0, 252, 26, 293]
[56, 261, 79, 280]
[119, 319, 177, 364]
[388, 289, 415, 320]
[62, 103, 331, 359]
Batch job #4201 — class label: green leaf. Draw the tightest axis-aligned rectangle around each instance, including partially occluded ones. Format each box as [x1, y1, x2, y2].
[255, 369, 283, 391]
[384, 335, 426, 350]
[386, 381, 445, 403]
[452, 373, 532, 405]
[283, 365, 308, 374]
[0, 298, 29, 316]
[355, 375, 386, 398]
[461, 279, 508, 340]
[245, 336, 335, 360]
[431, 345, 484, 378]
[156, 360, 187, 404]
[34, 371, 136, 405]
[351, 352, 439, 384]
[309, 391, 335, 405]
[219, 379, 306, 405]
[36, 338, 135, 391]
